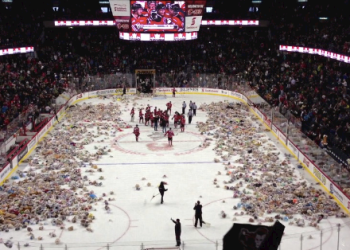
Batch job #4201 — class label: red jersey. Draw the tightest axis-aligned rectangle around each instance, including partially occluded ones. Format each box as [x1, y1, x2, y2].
[130, 108, 135, 116]
[165, 130, 174, 138]
[173, 114, 180, 122]
[131, 16, 148, 32]
[139, 110, 144, 118]
[133, 127, 140, 135]
[172, 88, 176, 93]
[166, 102, 172, 109]
[181, 116, 186, 125]
[164, 114, 169, 121]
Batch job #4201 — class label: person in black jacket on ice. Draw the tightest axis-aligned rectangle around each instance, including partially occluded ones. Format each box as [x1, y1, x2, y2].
[159, 181, 168, 204]
[171, 218, 181, 246]
[194, 200, 205, 227]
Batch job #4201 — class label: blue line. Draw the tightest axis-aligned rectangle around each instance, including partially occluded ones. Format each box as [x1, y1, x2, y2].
[84, 161, 217, 165]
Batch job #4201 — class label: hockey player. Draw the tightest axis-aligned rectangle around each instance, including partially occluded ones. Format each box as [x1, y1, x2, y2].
[180, 114, 186, 132]
[154, 114, 159, 131]
[160, 115, 167, 133]
[139, 109, 144, 124]
[130, 107, 135, 122]
[133, 125, 140, 142]
[172, 87, 176, 97]
[150, 112, 154, 127]
[164, 111, 169, 127]
[164, 127, 174, 146]
[131, 3, 148, 32]
[166, 101, 172, 114]
[166, 4, 185, 32]
[159, 181, 168, 204]
[147, 4, 167, 31]
[172, 112, 180, 128]
[145, 110, 150, 126]
[145, 1, 157, 15]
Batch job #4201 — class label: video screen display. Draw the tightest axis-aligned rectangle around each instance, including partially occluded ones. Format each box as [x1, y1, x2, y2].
[130, 1, 186, 32]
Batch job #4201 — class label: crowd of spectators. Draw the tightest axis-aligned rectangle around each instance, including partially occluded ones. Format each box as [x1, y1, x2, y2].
[1, 0, 350, 164]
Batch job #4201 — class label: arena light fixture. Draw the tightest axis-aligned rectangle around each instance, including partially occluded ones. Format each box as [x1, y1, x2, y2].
[54, 20, 260, 27]
[0, 47, 34, 57]
[279, 45, 350, 64]
[119, 32, 198, 41]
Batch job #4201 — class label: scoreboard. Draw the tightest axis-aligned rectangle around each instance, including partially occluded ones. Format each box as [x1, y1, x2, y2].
[110, 0, 206, 33]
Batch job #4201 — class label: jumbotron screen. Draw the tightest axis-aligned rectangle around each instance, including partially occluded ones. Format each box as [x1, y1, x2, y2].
[111, 0, 206, 33]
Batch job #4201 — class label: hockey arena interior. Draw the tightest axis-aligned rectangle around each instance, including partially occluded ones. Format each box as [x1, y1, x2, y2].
[1, 0, 350, 250]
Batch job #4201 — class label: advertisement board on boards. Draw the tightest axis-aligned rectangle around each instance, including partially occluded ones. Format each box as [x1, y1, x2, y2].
[0, 165, 10, 182]
[27, 135, 37, 151]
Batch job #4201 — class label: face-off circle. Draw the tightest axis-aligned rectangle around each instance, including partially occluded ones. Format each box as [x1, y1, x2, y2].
[112, 131, 205, 155]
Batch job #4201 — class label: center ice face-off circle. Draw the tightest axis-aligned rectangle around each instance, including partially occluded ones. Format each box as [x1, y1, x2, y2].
[112, 131, 205, 155]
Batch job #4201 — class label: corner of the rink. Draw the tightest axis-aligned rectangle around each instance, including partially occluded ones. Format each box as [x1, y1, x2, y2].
[248, 104, 350, 215]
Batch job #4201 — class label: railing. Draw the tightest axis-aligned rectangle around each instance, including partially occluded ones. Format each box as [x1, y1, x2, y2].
[0, 73, 350, 250]
[3, 224, 347, 250]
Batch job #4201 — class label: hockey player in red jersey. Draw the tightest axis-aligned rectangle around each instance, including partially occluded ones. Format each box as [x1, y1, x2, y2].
[130, 107, 135, 122]
[148, 10, 165, 29]
[145, 109, 151, 126]
[166, 101, 172, 114]
[133, 125, 140, 142]
[165, 4, 184, 32]
[172, 87, 176, 97]
[150, 112, 154, 127]
[139, 109, 144, 123]
[180, 114, 186, 132]
[164, 111, 169, 127]
[164, 127, 175, 146]
[172, 112, 180, 128]
[131, 3, 148, 32]
[145, 1, 157, 15]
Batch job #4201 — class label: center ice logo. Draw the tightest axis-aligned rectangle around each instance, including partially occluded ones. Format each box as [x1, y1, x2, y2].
[147, 131, 164, 141]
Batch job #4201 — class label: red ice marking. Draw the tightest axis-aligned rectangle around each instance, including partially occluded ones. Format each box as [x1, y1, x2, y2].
[58, 227, 65, 240]
[305, 219, 333, 250]
[96, 203, 131, 250]
[193, 197, 334, 250]
[112, 131, 206, 155]
[147, 142, 173, 151]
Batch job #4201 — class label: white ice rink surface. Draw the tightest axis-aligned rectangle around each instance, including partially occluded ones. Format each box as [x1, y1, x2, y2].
[6, 94, 350, 250]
